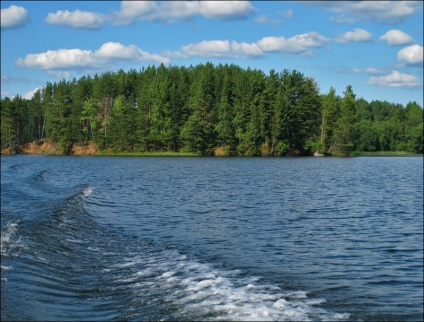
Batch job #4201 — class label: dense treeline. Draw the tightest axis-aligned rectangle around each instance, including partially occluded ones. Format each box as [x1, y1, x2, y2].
[1, 63, 423, 155]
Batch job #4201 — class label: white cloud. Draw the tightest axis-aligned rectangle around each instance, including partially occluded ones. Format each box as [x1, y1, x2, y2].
[95, 42, 170, 63]
[180, 40, 239, 58]
[231, 41, 263, 57]
[1, 5, 29, 29]
[336, 28, 372, 43]
[23, 87, 41, 100]
[255, 15, 283, 25]
[45, 10, 105, 29]
[112, 1, 163, 24]
[397, 44, 423, 65]
[257, 32, 329, 54]
[179, 39, 263, 58]
[16, 42, 170, 70]
[368, 70, 421, 88]
[112, 1, 255, 24]
[380, 30, 414, 46]
[198, 1, 255, 20]
[306, 1, 422, 24]
[343, 67, 385, 75]
[16, 49, 98, 69]
[96, 42, 141, 59]
[172, 31, 329, 59]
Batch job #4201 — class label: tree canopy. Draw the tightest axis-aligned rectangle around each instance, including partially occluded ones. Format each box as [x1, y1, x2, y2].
[1, 63, 423, 155]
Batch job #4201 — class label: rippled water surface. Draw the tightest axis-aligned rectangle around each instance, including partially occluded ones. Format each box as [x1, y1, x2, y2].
[1, 155, 423, 321]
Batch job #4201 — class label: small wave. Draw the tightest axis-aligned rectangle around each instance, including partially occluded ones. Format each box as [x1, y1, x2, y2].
[33, 170, 50, 183]
[1, 220, 25, 257]
[10, 164, 23, 171]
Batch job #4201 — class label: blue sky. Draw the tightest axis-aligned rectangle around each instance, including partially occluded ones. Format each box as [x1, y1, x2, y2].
[1, 1, 423, 106]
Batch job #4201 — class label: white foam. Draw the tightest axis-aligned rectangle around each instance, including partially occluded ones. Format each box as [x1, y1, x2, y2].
[283, 290, 309, 299]
[82, 186, 94, 198]
[65, 238, 84, 244]
[1, 220, 25, 257]
[161, 271, 175, 278]
[111, 249, 350, 321]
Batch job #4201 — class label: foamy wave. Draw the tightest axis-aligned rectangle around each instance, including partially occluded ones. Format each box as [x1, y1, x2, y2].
[1, 220, 24, 257]
[82, 186, 94, 198]
[112, 249, 350, 321]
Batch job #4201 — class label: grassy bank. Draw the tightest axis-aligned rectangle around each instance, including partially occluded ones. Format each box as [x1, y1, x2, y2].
[97, 150, 199, 157]
[351, 151, 416, 156]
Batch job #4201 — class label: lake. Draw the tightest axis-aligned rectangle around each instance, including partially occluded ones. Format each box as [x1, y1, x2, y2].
[1, 155, 423, 321]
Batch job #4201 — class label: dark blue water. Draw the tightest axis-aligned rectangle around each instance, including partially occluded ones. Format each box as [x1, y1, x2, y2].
[1, 155, 423, 321]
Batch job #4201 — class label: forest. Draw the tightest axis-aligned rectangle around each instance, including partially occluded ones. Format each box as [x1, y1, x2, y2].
[1, 63, 423, 156]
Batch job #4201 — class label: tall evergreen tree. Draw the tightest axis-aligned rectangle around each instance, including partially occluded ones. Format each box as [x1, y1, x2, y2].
[333, 85, 359, 155]
[320, 87, 339, 153]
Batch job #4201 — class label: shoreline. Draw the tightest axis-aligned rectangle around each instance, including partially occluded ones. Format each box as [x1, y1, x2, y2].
[1, 140, 421, 157]
[2, 149, 420, 158]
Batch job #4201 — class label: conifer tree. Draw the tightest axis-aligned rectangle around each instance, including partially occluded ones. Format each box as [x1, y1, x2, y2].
[333, 85, 359, 155]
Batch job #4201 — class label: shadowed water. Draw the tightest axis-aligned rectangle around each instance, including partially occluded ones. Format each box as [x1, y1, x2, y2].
[1, 155, 423, 321]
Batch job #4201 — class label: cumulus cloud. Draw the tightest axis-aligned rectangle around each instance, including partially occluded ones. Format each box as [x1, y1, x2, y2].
[181, 40, 231, 58]
[199, 1, 255, 20]
[23, 87, 41, 100]
[254, 32, 329, 56]
[16, 42, 170, 70]
[16, 49, 98, 69]
[368, 70, 421, 88]
[95, 42, 169, 63]
[380, 30, 414, 46]
[231, 41, 263, 57]
[255, 15, 283, 25]
[306, 1, 422, 24]
[171, 31, 329, 59]
[45, 10, 105, 29]
[336, 28, 372, 43]
[112, 1, 255, 24]
[397, 44, 423, 65]
[179, 40, 262, 58]
[1, 5, 29, 29]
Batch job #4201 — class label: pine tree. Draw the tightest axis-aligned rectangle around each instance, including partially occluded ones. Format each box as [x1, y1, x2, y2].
[333, 85, 359, 155]
[320, 87, 339, 153]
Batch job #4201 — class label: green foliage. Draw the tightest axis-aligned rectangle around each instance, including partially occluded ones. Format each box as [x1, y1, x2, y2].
[1, 63, 422, 155]
[333, 85, 359, 155]
[274, 140, 290, 156]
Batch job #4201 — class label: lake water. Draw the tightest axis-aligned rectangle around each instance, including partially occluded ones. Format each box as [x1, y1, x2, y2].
[1, 155, 423, 321]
